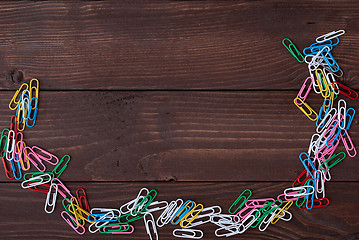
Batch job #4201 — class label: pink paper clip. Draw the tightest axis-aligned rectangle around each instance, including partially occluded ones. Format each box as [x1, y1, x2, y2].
[332, 81, 358, 100]
[61, 211, 85, 235]
[23, 146, 46, 172]
[52, 178, 74, 199]
[32, 146, 59, 165]
[295, 77, 313, 105]
[102, 225, 135, 234]
[340, 129, 357, 157]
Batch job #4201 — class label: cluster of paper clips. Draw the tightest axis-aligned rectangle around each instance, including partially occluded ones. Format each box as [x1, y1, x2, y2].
[0, 30, 357, 239]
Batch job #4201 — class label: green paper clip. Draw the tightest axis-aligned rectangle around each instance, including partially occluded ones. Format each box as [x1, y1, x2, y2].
[282, 38, 305, 63]
[228, 189, 252, 214]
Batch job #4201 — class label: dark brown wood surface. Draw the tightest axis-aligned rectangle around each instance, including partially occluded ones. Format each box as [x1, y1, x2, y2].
[0, 1, 358, 240]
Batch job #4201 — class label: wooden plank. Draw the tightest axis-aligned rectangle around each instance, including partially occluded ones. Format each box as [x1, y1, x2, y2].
[0, 1, 358, 90]
[0, 182, 358, 239]
[0, 91, 358, 182]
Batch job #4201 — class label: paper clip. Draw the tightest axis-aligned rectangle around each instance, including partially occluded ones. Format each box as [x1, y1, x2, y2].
[299, 152, 319, 181]
[76, 188, 90, 214]
[32, 146, 59, 165]
[128, 188, 149, 212]
[52, 154, 71, 178]
[331, 81, 358, 100]
[21, 173, 52, 189]
[316, 30, 345, 43]
[282, 38, 305, 63]
[88, 211, 116, 233]
[51, 178, 74, 199]
[45, 183, 58, 213]
[228, 189, 252, 214]
[173, 229, 203, 239]
[304, 179, 316, 210]
[315, 170, 326, 199]
[6, 130, 16, 161]
[337, 99, 346, 129]
[10, 158, 22, 180]
[19, 141, 31, 170]
[28, 182, 53, 194]
[284, 186, 314, 198]
[26, 97, 38, 127]
[315, 68, 330, 98]
[344, 108, 355, 134]
[131, 189, 157, 215]
[295, 77, 313, 106]
[9, 83, 29, 110]
[340, 130, 356, 157]
[61, 211, 85, 235]
[99, 223, 134, 234]
[1, 151, 14, 179]
[157, 199, 183, 227]
[320, 46, 339, 72]
[0, 129, 9, 158]
[180, 203, 204, 228]
[252, 199, 282, 228]
[22, 146, 46, 171]
[270, 200, 293, 224]
[144, 213, 158, 240]
[23, 171, 55, 181]
[146, 201, 169, 213]
[89, 208, 119, 223]
[29, 78, 39, 102]
[299, 198, 329, 210]
[171, 200, 195, 225]
[294, 98, 318, 121]
[303, 40, 333, 55]
[316, 107, 336, 134]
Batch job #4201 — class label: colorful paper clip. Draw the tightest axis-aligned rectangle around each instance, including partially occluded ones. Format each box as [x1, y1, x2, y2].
[331, 81, 358, 100]
[282, 38, 305, 63]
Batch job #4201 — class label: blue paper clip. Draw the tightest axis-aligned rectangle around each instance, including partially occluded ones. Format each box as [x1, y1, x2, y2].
[10, 158, 22, 180]
[305, 179, 316, 210]
[299, 152, 319, 181]
[171, 200, 194, 225]
[316, 99, 331, 127]
[345, 108, 355, 133]
[303, 40, 333, 56]
[26, 97, 38, 128]
[321, 47, 339, 72]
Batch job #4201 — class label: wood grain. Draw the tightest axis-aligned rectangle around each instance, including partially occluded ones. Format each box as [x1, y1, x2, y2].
[0, 182, 358, 240]
[0, 1, 358, 90]
[0, 91, 358, 182]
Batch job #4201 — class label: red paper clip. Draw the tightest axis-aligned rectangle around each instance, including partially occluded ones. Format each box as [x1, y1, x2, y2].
[292, 169, 310, 187]
[331, 81, 358, 100]
[27, 181, 54, 194]
[1, 150, 14, 179]
[299, 198, 329, 210]
[76, 188, 91, 214]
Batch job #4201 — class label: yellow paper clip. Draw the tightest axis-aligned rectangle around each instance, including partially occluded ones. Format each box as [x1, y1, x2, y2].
[315, 69, 330, 98]
[180, 203, 204, 228]
[9, 83, 28, 110]
[294, 98, 318, 121]
[271, 201, 293, 224]
[29, 78, 39, 101]
[69, 197, 89, 227]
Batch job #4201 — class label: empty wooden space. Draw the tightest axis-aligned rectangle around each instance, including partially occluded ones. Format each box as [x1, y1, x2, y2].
[0, 1, 358, 240]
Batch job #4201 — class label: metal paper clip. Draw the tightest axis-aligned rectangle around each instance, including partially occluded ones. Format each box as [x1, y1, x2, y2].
[23, 146, 46, 172]
[26, 97, 38, 127]
[9, 83, 29, 110]
[157, 199, 183, 227]
[228, 189, 252, 214]
[132, 189, 157, 215]
[76, 188, 90, 214]
[282, 38, 305, 63]
[51, 178, 74, 199]
[331, 81, 358, 100]
[10, 158, 22, 180]
[299, 152, 319, 180]
[45, 183, 58, 213]
[61, 210, 85, 235]
[99, 223, 134, 234]
[294, 98, 318, 121]
[173, 229, 203, 239]
[52, 155, 71, 178]
[316, 30, 345, 43]
[32, 146, 59, 165]
[180, 203, 204, 228]
[144, 213, 158, 240]
[29, 78, 39, 101]
[340, 131, 356, 157]
[171, 200, 195, 225]
[21, 173, 52, 189]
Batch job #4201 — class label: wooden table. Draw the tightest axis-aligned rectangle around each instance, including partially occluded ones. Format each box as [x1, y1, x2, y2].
[0, 1, 358, 239]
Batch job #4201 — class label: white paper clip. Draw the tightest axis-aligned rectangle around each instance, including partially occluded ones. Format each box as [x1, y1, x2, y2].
[173, 229, 203, 239]
[21, 173, 52, 189]
[146, 200, 168, 213]
[316, 30, 345, 43]
[44, 183, 58, 214]
[338, 99, 346, 129]
[144, 213, 158, 240]
[156, 199, 183, 228]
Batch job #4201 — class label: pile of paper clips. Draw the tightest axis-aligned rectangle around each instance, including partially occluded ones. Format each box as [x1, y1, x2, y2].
[0, 29, 357, 239]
